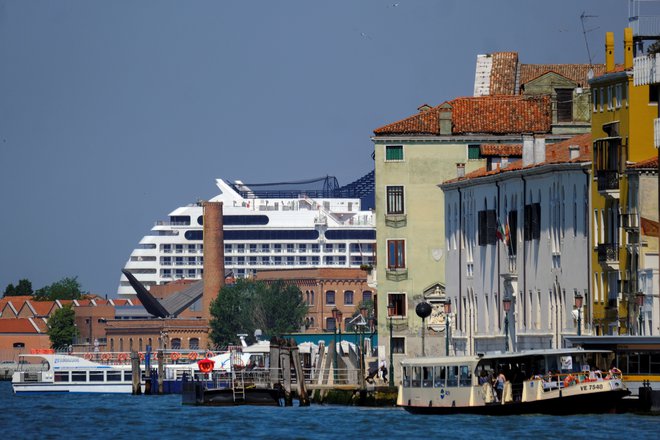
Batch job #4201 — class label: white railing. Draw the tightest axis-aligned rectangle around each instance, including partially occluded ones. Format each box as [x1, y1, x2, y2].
[630, 15, 660, 38]
[634, 54, 660, 85]
[655, 118, 660, 148]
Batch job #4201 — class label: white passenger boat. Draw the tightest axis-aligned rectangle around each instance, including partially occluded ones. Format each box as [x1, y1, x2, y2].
[398, 349, 630, 415]
[12, 353, 135, 394]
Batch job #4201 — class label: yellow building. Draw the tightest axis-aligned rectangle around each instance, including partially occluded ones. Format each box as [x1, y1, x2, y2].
[590, 29, 657, 335]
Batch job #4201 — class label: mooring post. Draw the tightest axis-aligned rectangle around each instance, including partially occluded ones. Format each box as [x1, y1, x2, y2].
[130, 351, 141, 395]
[281, 344, 293, 406]
[290, 341, 310, 406]
[157, 349, 164, 395]
[269, 337, 281, 388]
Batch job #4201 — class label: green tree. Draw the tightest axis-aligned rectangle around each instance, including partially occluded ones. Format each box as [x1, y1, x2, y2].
[47, 306, 78, 350]
[15, 279, 33, 296]
[209, 279, 307, 348]
[3, 283, 16, 298]
[34, 276, 85, 301]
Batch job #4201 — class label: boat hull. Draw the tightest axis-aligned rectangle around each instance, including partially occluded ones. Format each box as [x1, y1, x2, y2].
[402, 389, 631, 415]
[181, 381, 282, 406]
[13, 382, 134, 394]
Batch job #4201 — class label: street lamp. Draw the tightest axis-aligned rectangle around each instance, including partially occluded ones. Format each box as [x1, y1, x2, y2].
[331, 307, 343, 382]
[503, 296, 512, 352]
[574, 293, 583, 337]
[387, 302, 396, 387]
[636, 292, 645, 335]
[443, 300, 452, 356]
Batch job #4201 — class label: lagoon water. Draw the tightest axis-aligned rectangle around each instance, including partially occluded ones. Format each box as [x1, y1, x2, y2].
[2, 381, 657, 439]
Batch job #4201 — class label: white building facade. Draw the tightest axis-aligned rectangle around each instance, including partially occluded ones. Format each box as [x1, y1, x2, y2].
[440, 135, 593, 355]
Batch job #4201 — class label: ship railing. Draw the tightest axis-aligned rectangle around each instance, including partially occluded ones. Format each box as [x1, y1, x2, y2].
[536, 370, 621, 392]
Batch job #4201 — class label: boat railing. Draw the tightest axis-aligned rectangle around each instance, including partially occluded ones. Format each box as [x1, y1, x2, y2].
[536, 370, 622, 392]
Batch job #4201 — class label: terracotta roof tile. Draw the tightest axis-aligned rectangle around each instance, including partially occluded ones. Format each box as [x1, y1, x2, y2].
[520, 64, 606, 87]
[444, 133, 592, 184]
[28, 301, 56, 317]
[489, 52, 519, 95]
[374, 95, 551, 136]
[480, 144, 522, 157]
[0, 318, 39, 333]
[110, 299, 130, 306]
[628, 156, 659, 169]
[32, 318, 49, 333]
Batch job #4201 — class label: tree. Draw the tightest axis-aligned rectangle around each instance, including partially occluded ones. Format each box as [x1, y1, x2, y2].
[3, 279, 34, 297]
[3, 283, 16, 298]
[209, 279, 307, 348]
[48, 306, 78, 350]
[34, 277, 85, 301]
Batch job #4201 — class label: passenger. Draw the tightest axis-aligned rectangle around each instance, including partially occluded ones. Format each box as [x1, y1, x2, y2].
[380, 365, 388, 383]
[495, 370, 506, 401]
[479, 370, 489, 385]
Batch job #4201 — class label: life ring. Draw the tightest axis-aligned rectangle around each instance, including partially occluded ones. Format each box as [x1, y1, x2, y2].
[205, 351, 214, 359]
[188, 352, 198, 361]
[139, 352, 145, 361]
[84, 353, 93, 360]
[101, 353, 111, 361]
[170, 352, 181, 361]
[198, 358, 215, 373]
[563, 374, 574, 388]
[152, 352, 159, 360]
[117, 353, 128, 362]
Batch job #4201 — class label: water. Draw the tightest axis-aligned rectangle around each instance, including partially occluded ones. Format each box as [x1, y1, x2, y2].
[2, 381, 658, 440]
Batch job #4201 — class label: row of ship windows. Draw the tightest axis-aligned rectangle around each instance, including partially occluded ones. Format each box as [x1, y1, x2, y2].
[143, 243, 375, 254]
[183, 230, 376, 241]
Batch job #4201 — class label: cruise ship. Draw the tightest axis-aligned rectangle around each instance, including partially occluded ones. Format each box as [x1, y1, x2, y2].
[118, 172, 375, 296]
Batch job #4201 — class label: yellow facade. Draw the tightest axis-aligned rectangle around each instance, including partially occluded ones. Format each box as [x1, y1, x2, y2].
[590, 31, 656, 335]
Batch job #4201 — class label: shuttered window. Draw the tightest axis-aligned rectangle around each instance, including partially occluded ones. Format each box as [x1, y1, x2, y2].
[386, 145, 404, 161]
[386, 186, 404, 214]
[557, 88, 573, 122]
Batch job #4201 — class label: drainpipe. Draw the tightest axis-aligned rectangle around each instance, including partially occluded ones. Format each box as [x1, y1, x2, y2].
[521, 174, 527, 339]
[582, 167, 591, 336]
[458, 187, 463, 348]
[495, 180, 502, 323]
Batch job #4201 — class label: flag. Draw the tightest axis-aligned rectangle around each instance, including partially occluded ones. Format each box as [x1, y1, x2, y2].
[496, 219, 506, 242]
[504, 221, 511, 246]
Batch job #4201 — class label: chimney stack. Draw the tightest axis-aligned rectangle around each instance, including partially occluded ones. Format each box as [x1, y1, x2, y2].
[624, 27, 633, 70]
[569, 145, 580, 160]
[202, 201, 224, 321]
[522, 135, 534, 167]
[456, 163, 465, 178]
[606, 31, 615, 73]
[534, 137, 546, 164]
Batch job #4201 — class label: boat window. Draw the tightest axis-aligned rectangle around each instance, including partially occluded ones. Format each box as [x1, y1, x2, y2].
[54, 372, 69, 382]
[107, 371, 122, 382]
[422, 366, 433, 388]
[71, 371, 87, 382]
[447, 366, 458, 387]
[89, 371, 104, 382]
[124, 371, 132, 382]
[433, 366, 445, 387]
[459, 365, 472, 386]
[402, 366, 411, 387]
[412, 366, 422, 387]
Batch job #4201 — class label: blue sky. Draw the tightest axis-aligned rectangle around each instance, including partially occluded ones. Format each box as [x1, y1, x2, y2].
[0, 0, 630, 296]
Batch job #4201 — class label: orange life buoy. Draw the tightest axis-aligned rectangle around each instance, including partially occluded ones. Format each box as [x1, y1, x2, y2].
[170, 352, 181, 361]
[205, 351, 214, 359]
[152, 352, 159, 360]
[188, 352, 198, 361]
[101, 353, 111, 361]
[139, 352, 145, 361]
[84, 353, 93, 360]
[563, 374, 574, 388]
[117, 353, 128, 362]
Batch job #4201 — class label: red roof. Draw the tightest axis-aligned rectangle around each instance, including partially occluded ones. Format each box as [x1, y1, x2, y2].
[628, 156, 659, 169]
[480, 144, 522, 157]
[519, 64, 607, 88]
[374, 95, 551, 136]
[489, 52, 518, 95]
[0, 318, 39, 333]
[28, 301, 56, 316]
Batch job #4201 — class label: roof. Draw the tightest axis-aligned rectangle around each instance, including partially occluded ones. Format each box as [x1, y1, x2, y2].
[28, 301, 56, 316]
[628, 156, 658, 170]
[480, 144, 522, 157]
[519, 64, 607, 88]
[374, 95, 551, 136]
[0, 318, 40, 333]
[443, 133, 592, 184]
[489, 52, 518, 95]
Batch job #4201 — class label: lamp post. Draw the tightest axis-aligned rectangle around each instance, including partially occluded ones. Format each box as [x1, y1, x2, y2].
[503, 296, 511, 352]
[574, 293, 583, 337]
[443, 300, 452, 356]
[387, 302, 395, 387]
[415, 302, 432, 357]
[636, 292, 645, 336]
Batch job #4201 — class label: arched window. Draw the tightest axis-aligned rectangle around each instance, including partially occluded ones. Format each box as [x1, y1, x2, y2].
[325, 290, 336, 305]
[171, 338, 181, 349]
[189, 338, 200, 350]
[326, 317, 336, 331]
[139, 338, 143, 352]
[129, 338, 134, 351]
[344, 290, 354, 305]
[119, 338, 124, 352]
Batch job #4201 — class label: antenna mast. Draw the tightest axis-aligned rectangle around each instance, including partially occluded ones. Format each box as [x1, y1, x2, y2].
[580, 11, 599, 66]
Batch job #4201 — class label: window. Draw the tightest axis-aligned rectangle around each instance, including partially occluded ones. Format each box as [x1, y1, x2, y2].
[362, 290, 372, 302]
[392, 337, 405, 354]
[54, 372, 69, 382]
[508, 210, 518, 255]
[89, 371, 104, 382]
[107, 371, 121, 382]
[326, 290, 336, 305]
[556, 88, 573, 122]
[387, 240, 405, 269]
[72, 371, 87, 382]
[385, 145, 403, 161]
[592, 88, 598, 112]
[386, 186, 404, 215]
[344, 290, 354, 305]
[478, 209, 497, 246]
[189, 338, 200, 350]
[468, 144, 481, 160]
[524, 203, 541, 240]
[433, 366, 446, 387]
[306, 290, 315, 305]
[326, 317, 336, 331]
[388, 293, 406, 316]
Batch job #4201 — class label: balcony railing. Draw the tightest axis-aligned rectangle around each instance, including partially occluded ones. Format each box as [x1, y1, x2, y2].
[634, 53, 660, 85]
[597, 243, 619, 264]
[630, 15, 660, 39]
[596, 170, 620, 192]
[621, 213, 639, 229]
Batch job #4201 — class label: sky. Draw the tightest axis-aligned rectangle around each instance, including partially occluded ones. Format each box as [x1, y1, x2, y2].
[0, 0, 633, 297]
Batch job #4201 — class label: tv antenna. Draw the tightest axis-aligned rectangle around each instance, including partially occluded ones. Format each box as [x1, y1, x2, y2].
[580, 12, 599, 66]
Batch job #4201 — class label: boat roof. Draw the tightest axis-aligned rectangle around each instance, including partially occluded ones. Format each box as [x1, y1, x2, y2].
[400, 348, 612, 366]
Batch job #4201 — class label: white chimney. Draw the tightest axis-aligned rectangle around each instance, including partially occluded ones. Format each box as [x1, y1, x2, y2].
[522, 135, 534, 167]
[534, 137, 546, 164]
[569, 145, 580, 160]
[456, 163, 465, 178]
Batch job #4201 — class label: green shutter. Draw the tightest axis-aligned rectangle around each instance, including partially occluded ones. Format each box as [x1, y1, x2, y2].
[386, 145, 403, 161]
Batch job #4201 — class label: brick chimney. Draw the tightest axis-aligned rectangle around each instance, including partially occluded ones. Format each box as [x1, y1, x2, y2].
[202, 201, 224, 321]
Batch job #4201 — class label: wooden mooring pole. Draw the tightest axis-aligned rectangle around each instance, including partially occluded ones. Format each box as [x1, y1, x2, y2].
[130, 351, 141, 395]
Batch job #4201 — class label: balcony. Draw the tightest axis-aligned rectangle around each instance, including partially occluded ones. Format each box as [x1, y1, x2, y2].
[385, 268, 408, 281]
[596, 170, 620, 195]
[597, 243, 620, 269]
[385, 214, 407, 228]
[621, 213, 639, 230]
[634, 53, 660, 85]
